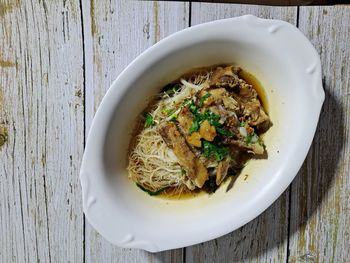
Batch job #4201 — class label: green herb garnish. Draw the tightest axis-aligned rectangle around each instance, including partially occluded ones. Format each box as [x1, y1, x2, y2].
[183, 99, 191, 106]
[216, 127, 233, 137]
[244, 133, 259, 145]
[186, 101, 222, 133]
[136, 183, 167, 196]
[144, 113, 154, 128]
[203, 111, 221, 127]
[199, 93, 212, 107]
[240, 121, 246, 127]
[185, 100, 222, 133]
[181, 168, 187, 176]
[202, 141, 229, 161]
[244, 134, 253, 144]
[189, 119, 200, 134]
[188, 100, 199, 115]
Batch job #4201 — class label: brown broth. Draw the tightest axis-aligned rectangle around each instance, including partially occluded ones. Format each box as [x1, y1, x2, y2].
[157, 187, 204, 200]
[238, 69, 269, 114]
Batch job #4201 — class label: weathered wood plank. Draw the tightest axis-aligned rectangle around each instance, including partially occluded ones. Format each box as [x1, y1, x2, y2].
[0, 0, 84, 262]
[191, 3, 298, 24]
[186, 3, 297, 263]
[82, 1, 189, 262]
[288, 6, 350, 263]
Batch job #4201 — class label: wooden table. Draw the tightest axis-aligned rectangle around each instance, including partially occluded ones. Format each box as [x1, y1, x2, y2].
[1, 1, 349, 262]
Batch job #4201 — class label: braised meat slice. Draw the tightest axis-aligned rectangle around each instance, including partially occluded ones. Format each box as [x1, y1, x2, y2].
[209, 66, 242, 89]
[177, 107, 202, 147]
[222, 96, 240, 111]
[223, 116, 265, 155]
[242, 100, 271, 128]
[158, 122, 209, 188]
[198, 88, 227, 107]
[216, 157, 231, 185]
[238, 83, 272, 131]
[177, 106, 194, 132]
[229, 139, 265, 155]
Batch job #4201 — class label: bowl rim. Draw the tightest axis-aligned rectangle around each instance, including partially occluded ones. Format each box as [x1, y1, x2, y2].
[80, 15, 324, 252]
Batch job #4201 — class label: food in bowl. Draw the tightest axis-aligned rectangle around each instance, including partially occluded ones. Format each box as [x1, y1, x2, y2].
[81, 16, 324, 252]
[127, 65, 272, 197]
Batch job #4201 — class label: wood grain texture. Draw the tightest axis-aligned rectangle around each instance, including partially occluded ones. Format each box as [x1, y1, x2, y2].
[186, 3, 297, 263]
[191, 2, 298, 24]
[288, 6, 350, 263]
[82, 1, 189, 262]
[0, 0, 84, 263]
[1, 1, 349, 262]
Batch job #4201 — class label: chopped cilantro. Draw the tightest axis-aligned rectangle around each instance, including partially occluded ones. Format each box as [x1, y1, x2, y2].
[203, 111, 221, 127]
[202, 141, 229, 161]
[183, 99, 191, 106]
[189, 119, 200, 134]
[185, 101, 222, 133]
[136, 183, 167, 196]
[181, 168, 187, 176]
[199, 93, 212, 107]
[188, 100, 198, 115]
[244, 133, 259, 145]
[244, 134, 253, 144]
[144, 113, 154, 128]
[240, 121, 246, 127]
[216, 127, 233, 137]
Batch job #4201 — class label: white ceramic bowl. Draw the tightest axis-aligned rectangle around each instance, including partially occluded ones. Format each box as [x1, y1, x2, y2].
[80, 15, 324, 252]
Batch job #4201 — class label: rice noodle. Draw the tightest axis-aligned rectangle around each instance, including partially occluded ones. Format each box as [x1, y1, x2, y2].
[127, 126, 184, 192]
[127, 71, 212, 192]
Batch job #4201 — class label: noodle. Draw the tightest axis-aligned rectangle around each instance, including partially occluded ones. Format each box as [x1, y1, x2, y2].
[127, 73, 209, 192]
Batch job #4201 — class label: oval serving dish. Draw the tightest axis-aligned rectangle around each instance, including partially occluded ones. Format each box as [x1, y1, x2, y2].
[80, 15, 324, 252]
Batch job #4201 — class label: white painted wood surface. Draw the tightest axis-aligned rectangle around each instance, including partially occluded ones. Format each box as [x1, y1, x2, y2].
[0, 0, 84, 262]
[288, 6, 350, 263]
[0, 1, 349, 263]
[82, 1, 188, 262]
